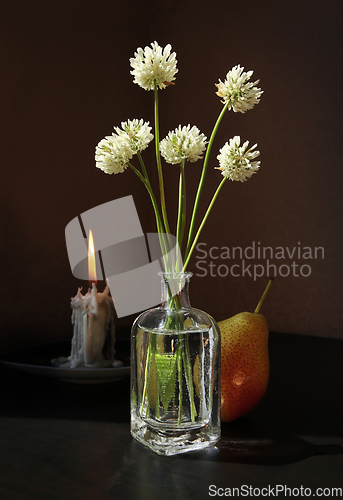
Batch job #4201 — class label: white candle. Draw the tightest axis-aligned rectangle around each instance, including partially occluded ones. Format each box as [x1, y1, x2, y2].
[52, 229, 121, 369]
[70, 288, 85, 367]
[83, 285, 96, 365]
[52, 279, 118, 369]
[82, 280, 116, 368]
[83, 313, 94, 365]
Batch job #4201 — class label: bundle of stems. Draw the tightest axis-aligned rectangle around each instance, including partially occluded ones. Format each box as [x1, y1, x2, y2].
[128, 83, 230, 274]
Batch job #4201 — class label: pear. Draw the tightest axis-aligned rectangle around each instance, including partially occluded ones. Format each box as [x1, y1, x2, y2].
[218, 279, 273, 423]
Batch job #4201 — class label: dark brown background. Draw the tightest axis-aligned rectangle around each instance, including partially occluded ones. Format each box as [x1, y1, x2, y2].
[1, 0, 342, 353]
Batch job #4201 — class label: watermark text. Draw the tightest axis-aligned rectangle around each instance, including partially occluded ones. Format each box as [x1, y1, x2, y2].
[209, 484, 342, 497]
[195, 242, 324, 280]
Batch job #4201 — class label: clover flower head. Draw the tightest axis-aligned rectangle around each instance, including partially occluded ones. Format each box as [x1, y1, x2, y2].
[130, 41, 178, 91]
[95, 135, 133, 174]
[216, 136, 260, 182]
[215, 65, 263, 113]
[114, 119, 154, 153]
[160, 125, 207, 165]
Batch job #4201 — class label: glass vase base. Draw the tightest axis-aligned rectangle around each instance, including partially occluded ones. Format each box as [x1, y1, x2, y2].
[131, 422, 220, 456]
[130, 273, 221, 456]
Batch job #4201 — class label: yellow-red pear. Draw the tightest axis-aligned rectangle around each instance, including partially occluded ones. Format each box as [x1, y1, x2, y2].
[219, 279, 273, 423]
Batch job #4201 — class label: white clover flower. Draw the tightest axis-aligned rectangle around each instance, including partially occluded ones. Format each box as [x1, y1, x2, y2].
[95, 135, 133, 174]
[114, 119, 154, 153]
[216, 136, 260, 182]
[215, 65, 263, 113]
[130, 41, 178, 91]
[160, 125, 207, 165]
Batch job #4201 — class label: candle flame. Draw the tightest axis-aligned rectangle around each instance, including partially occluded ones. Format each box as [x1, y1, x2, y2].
[88, 229, 97, 284]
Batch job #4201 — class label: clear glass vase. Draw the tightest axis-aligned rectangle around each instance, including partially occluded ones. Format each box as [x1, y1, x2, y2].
[130, 272, 221, 456]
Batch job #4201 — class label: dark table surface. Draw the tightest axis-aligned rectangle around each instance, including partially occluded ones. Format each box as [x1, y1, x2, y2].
[0, 331, 342, 500]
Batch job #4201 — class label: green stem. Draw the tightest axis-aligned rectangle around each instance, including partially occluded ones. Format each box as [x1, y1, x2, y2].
[182, 342, 197, 421]
[182, 176, 227, 271]
[134, 153, 171, 266]
[176, 159, 186, 271]
[154, 82, 171, 238]
[184, 101, 229, 262]
[128, 162, 169, 269]
[137, 151, 152, 187]
[128, 163, 163, 233]
[156, 372, 160, 418]
[177, 340, 183, 426]
[154, 83, 176, 272]
[140, 340, 152, 417]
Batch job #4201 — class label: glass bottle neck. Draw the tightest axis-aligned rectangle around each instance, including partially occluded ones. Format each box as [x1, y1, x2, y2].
[160, 272, 192, 311]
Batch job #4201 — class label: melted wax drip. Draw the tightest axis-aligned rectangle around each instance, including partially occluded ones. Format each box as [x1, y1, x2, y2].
[52, 280, 122, 369]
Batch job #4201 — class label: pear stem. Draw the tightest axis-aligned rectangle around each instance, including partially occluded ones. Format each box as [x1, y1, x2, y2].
[254, 278, 274, 314]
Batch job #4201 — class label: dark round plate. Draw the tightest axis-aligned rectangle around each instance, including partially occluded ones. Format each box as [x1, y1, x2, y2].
[0, 339, 130, 384]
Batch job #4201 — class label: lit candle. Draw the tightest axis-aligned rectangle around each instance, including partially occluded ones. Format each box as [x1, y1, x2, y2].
[52, 230, 120, 369]
[83, 230, 97, 365]
[81, 229, 118, 367]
